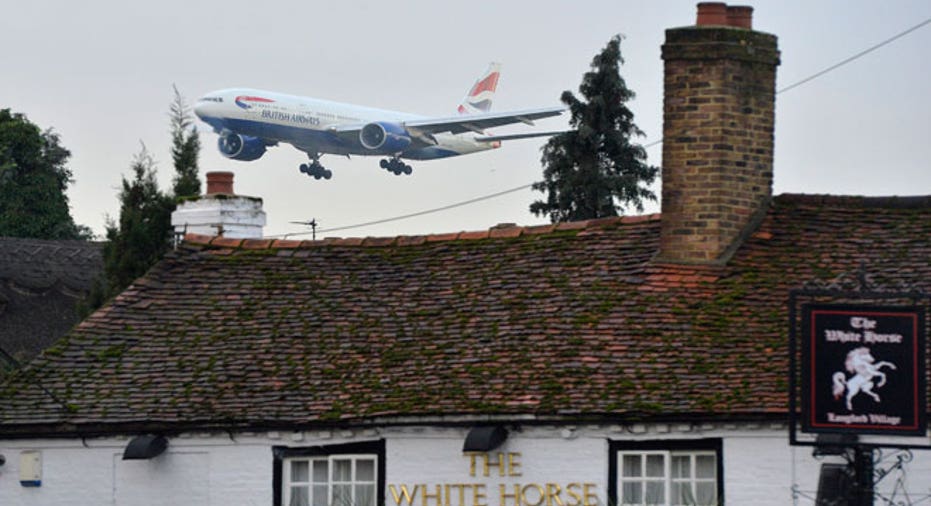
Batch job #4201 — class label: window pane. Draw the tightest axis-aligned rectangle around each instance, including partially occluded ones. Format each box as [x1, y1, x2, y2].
[333, 484, 352, 506]
[623, 455, 642, 477]
[289, 486, 309, 506]
[645, 481, 665, 503]
[313, 460, 329, 483]
[616, 449, 716, 506]
[356, 484, 375, 506]
[696, 482, 716, 505]
[696, 455, 716, 479]
[312, 485, 328, 506]
[333, 459, 352, 481]
[646, 455, 665, 477]
[671, 455, 690, 479]
[291, 461, 309, 482]
[284, 452, 380, 506]
[672, 482, 695, 505]
[357, 459, 375, 481]
[621, 482, 642, 504]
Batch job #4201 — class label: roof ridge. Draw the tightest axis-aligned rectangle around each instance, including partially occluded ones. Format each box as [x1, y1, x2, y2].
[183, 213, 662, 250]
[776, 193, 931, 208]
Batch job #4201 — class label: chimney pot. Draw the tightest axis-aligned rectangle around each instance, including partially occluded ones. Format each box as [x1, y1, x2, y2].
[727, 5, 753, 29]
[206, 171, 234, 195]
[696, 2, 728, 26]
[173, 170, 265, 238]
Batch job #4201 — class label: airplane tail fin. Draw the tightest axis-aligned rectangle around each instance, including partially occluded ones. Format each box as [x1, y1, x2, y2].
[457, 62, 501, 115]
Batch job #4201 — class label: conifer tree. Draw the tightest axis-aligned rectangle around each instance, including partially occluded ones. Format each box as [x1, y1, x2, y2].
[169, 85, 201, 198]
[82, 145, 175, 312]
[0, 109, 92, 239]
[530, 36, 658, 223]
[83, 88, 203, 313]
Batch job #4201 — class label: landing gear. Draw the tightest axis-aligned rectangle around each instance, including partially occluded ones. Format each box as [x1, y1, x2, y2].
[299, 155, 332, 180]
[380, 157, 412, 176]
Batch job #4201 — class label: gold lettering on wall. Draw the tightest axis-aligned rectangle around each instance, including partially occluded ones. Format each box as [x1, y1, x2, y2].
[466, 452, 523, 477]
[390, 452, 599, 506]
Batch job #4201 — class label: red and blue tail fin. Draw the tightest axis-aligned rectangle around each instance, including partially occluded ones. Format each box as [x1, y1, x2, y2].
[457, 62, 501, 115]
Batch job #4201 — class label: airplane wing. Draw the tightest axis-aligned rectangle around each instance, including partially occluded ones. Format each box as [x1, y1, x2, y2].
[404, 106, 565, 135]
[474, 131, 567, 142]
[332, 106, 564, 137]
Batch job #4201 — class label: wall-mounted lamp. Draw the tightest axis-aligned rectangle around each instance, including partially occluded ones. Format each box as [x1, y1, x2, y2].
[812, 433, 858, 457]
[123, 435, 168, 460]
[462, 426, 508, 452]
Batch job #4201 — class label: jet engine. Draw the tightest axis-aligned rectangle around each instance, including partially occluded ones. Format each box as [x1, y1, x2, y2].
[359, 122, 412, 153]
[218, 132, 267, 161]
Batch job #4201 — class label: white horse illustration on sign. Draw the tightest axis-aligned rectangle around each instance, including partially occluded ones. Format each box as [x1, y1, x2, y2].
[832, 347, 897, 411]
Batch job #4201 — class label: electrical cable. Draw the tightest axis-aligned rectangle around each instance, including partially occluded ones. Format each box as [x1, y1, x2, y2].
[272, 183, 534, 238]
[777, 16, 931, 95]
[0, 346, 72, 412]
[0, 346, 19, 369]
[316, 183, 532, 234]
[639, 15, 931, 149]
[279, 15, 931, 238]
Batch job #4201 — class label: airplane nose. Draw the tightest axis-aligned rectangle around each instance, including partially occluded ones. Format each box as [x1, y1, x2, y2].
[193, 99, 208, 119]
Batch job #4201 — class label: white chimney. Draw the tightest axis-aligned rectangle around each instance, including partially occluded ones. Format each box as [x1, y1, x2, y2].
[171, 171, 266, 238]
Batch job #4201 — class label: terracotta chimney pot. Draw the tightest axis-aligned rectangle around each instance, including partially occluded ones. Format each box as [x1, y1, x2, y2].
[727, 5, 753, 29]
[696, 2, 728, 26]
[206, 171, 234, 195]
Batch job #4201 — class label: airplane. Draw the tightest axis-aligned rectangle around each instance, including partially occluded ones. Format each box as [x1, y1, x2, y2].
[193, 63, 564, 180]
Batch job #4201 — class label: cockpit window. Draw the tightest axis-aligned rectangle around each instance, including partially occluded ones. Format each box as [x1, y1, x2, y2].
[199, 96, 223, 103]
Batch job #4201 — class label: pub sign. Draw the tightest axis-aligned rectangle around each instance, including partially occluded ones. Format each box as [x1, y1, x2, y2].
[802, 304, 926, 435]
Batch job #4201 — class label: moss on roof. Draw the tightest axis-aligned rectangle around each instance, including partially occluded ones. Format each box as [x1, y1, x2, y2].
[1, 195, 930, 436]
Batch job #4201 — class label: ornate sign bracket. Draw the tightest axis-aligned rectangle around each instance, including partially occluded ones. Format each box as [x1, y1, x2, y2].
[788, 264, 931, 451]
[797, 262, 927, 299]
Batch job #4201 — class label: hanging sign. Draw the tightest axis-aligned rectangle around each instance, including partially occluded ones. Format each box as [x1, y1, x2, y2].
[802, 305, 926, 435]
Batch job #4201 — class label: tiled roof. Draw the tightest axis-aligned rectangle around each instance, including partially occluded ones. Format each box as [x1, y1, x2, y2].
[1, 194, 930, 436]
[0, 238, 103, 364]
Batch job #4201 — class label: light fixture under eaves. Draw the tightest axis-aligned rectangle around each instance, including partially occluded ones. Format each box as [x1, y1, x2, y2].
[463, 426, 508, 452]
[123, 435, 168, 460]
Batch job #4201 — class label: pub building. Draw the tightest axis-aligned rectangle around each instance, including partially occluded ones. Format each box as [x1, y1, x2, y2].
[2, 4, 931, 505]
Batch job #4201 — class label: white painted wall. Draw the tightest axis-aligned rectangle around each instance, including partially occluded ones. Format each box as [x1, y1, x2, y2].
[171, 195, 267, 239]
[0, 423, 927, 505]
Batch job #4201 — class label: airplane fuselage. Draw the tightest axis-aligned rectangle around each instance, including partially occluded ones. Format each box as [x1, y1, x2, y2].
[195, 88, 495, 161]
[193, 64, 562, 180]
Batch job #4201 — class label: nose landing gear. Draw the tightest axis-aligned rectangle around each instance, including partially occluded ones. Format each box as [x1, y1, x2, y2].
[380, 157, 413, 176]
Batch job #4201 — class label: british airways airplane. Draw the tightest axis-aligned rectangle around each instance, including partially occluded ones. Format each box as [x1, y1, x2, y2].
[193, 63, 563, 180]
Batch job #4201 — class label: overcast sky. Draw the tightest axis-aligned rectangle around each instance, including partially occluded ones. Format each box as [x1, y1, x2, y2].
[3, 1, 930, 239]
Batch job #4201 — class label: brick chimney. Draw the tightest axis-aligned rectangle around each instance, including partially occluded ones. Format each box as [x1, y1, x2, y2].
[657, 3, 780, 264]
[171, 171, 266, 239]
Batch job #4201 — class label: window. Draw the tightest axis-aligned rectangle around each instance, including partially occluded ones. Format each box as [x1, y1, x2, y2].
[609, 439, 722, 506]
[284, 454, 377, 506]
[274, 440, 384, 506]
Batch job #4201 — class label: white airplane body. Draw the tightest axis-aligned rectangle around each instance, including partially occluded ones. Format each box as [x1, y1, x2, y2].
[194, 63, 563, 179]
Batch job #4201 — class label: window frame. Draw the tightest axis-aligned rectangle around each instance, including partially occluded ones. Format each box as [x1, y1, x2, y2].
[273, 440, 385, 506]
[608, 438, 723, 506]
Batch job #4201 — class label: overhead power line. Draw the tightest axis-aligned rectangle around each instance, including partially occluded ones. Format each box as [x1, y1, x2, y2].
[777, 16, 931, 94]
[279, 15, 931, 238]
[274, 183, 534, 238]
[317, 183, 533, 234]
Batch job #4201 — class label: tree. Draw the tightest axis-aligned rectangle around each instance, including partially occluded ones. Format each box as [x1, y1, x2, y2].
[530, 35, 658, 223]
[83, 145, 175, 311]
[83, 87, 202, 313]
[0, 109, 92, 239]
[169, 85, 201, 198]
